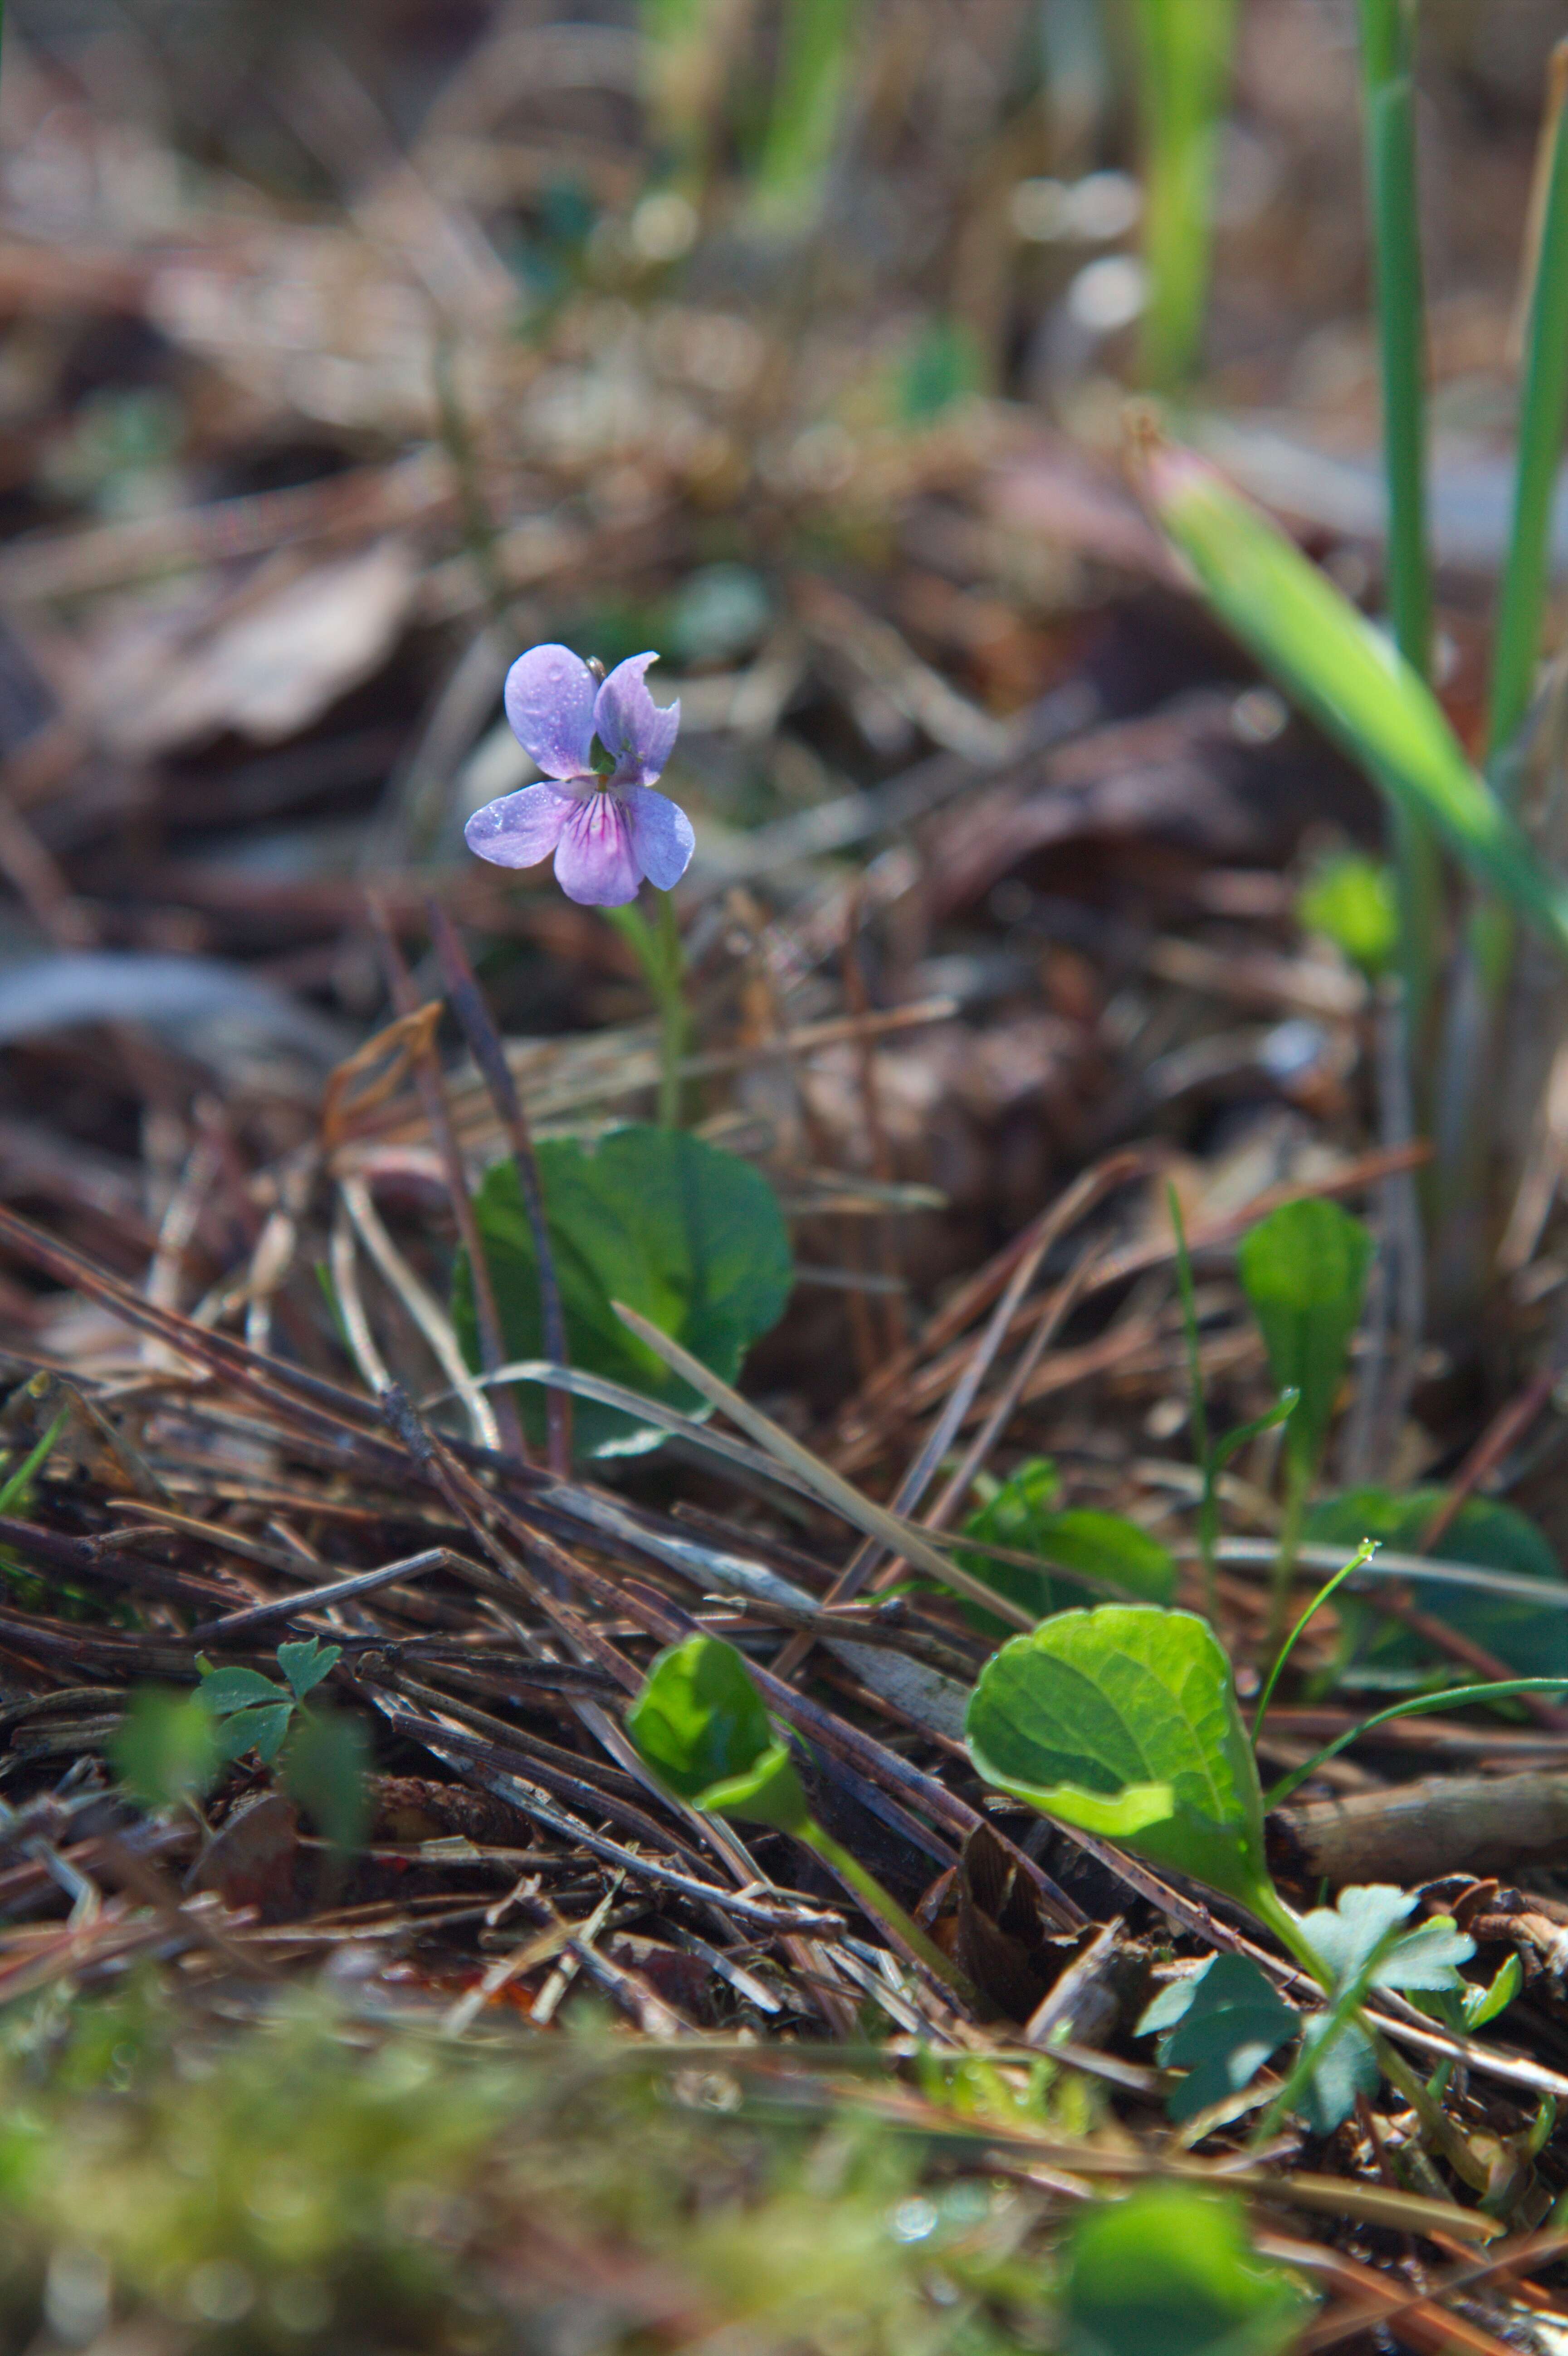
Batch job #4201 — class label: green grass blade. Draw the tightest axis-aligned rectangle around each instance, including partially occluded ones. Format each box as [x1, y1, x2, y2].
[1359, 0, 1431, 683]
[1144, 442, 1568, 959]
[1358, 0, 1441, 1054]
[1132, 0, 1239, 388]
[639, 0, 741, 186]
[1264, 1676, 1568, 1809]
[1250, 1539, 1377, 1755]
[1488, 41, 1568, 768]
[753, 0, 863, 228]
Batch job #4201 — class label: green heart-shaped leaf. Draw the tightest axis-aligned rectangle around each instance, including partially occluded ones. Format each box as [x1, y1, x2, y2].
[456, 1126, 793, 1459]
[1063, 2182, 1310, 2356]
[965, 1606, 1280, 1921]
[1307, 1486, 1568, 1681]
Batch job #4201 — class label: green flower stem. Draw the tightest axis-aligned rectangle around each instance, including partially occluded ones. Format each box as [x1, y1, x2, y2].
[1248, 1947, 1369, 2149]
[606, 891, 690, 1127]
[800, 1820, 975, 2005]
[1250, 1539, 1378, 1757]
[654, 886, 689, 1129]
[1374, 2036, 1493, 2191]
[1263, 1675, 1568, 1810]
[1267, 1460, 1309, 1658]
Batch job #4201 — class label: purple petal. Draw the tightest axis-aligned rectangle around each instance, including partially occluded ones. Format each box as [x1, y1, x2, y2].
[594, 652, 680, 786]
[464, 781, 576, 870]
[553, 792, 642, 906]
[622, 784, 694, 891]
[503, 645, 597, 779]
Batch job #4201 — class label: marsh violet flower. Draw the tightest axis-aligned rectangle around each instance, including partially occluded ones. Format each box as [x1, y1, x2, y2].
[464, 644, 693, 907]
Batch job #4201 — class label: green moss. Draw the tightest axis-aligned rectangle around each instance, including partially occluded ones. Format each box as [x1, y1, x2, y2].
[0, 1988, 1059, 2355]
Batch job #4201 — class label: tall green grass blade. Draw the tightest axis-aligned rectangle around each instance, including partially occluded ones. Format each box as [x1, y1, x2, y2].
[1131, 0, 1239, 388]
[753, 0, 863, 229]
[640, 0, 744, 186]
[1359, 0, 1431, 683]
[1427, 54, 1568, 1316]
[1358, 0, 1441, 1059]
[1489, 42, 1568, 769]
[1144, 443, 1568, 959]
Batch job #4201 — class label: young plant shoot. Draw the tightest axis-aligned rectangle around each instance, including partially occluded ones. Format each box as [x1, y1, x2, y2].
[1236, 1198, 1373, 1646]
[966, 1603, 1495, 2143]
[628, 1632, 972, 2001]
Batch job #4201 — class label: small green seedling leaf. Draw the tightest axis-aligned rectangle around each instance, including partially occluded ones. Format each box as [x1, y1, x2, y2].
[1289, 1885, 1472, 2132]
[1212, 1389, 1298, 1472]
[956, 1457, 1174, 1634]
[1297, 852, 1399, 978]
[1137, 1954, 1299, 2124]
[627, 1633, 809, 1832]
[277, 1638, 341, 1703]
[1463, 1952, 1522, 2031]
[198, 1666, 288, 1713]
[281, 1707, 370, 1854]
[965, 1606, 1280, 1923]
[1237, 1201, 1373, 1478]
[110, 1689, 220, 1810]
[1062, 2182, 1309, 2356]
[456, 1126, 793, 1458]
[0, 1408, 68, 1516]
[212, 1702, 294, 1767]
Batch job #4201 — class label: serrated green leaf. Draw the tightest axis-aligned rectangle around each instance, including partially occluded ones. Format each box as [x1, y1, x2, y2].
[627, 1634, 809, 1833]
[1063, 2182, 1310, 2356]
[1298, 1882, 1415, 1983]
[1137, 1961, 1213, 2041]
[277, 1638, 341, 1703]
[1237, 1201, 1373, 1477]
[455, 1126, 793, 1459]
[965, 1606, 1280, 1921]
[1144, 445, 1568, 958]
[1142, 1953, 1299, 2124]
[1374, 1917, 1475, 1992]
